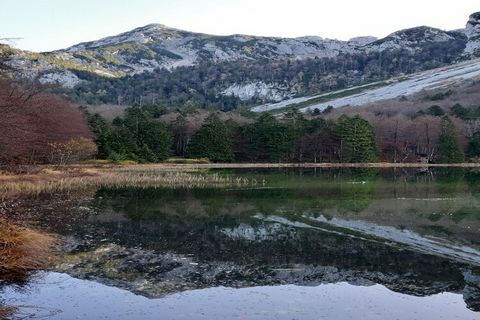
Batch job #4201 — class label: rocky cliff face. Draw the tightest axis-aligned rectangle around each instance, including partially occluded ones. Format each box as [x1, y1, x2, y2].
[465, 12, 480, 55]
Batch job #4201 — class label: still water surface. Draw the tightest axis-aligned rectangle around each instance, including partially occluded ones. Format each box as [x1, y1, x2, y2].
[2, 168, 480, 319]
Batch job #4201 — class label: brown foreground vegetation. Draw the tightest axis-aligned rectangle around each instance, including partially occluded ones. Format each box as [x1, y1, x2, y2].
[0, 221, 56, 320]
[0, 165, 261, 199]
[0, 307, 14, 319]
[0, 220, 57, 282]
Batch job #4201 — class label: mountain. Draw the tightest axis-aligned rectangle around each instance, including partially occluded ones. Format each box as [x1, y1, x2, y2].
[2, 12, 480, 110]
[253, 57, 480, 113]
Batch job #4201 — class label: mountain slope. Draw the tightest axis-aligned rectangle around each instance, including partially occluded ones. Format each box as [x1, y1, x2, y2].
[252, 58, 480, 113]
[2, 12, 480, 109]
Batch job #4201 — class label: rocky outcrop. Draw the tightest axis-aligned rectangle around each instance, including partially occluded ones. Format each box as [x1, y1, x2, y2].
[465, 12, 480, 55]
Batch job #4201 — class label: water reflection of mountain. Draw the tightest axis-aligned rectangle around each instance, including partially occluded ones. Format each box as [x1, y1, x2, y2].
[26, 169, 480, 312]
[38, 188, 476, 311]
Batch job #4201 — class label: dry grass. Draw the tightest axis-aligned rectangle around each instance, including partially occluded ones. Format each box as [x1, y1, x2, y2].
[0, 220, 57, 282]
[0, 166, 261, 199]
[0, 307, 15, 319]
[2, 162, 480, 199]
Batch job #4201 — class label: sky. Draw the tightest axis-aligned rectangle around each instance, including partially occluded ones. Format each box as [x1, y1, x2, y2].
[1, 0, 479, 52]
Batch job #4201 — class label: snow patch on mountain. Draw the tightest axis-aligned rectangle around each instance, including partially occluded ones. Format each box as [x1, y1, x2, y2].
[252, 58, 480, 113]
[299, 59, 480, 113]
[222, 82, 292, 101]
[38, 71, 82, 88]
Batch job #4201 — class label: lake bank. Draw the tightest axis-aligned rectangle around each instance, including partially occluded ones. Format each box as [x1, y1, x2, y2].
[2, 162, 479, 199]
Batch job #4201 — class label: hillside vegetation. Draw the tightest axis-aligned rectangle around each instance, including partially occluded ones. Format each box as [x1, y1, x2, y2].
[3, 13, 480, 110]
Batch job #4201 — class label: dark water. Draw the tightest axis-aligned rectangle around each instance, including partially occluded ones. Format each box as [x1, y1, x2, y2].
[2, 168, 480, 319]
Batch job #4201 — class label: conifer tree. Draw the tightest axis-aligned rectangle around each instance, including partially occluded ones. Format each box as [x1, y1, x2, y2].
[437, 116, 464, 163]
[187, 113, 233, 162]
[467, 131, 480, 158]
[337, 115, 377, 162]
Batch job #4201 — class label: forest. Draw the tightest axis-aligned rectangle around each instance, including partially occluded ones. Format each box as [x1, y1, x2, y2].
[2, 76, 480, 165]
[83, 103, 478, 164]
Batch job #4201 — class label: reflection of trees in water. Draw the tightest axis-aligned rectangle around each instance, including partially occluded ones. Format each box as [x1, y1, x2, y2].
[57, 208, 480, 309]
[466, 171, 480, 199]
[13, 168, 480, 311]
[435, 168, 465, 196]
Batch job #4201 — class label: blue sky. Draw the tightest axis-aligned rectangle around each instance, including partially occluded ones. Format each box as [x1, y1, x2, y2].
[1, 0, 478, 52]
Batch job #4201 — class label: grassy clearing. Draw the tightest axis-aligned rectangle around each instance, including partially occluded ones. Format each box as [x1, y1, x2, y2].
[0, 220, 57, 282]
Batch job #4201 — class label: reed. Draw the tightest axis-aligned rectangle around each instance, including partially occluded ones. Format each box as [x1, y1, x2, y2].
[0, 167, 260, 199]
[0, 306, 15, 319]
[0, 220, 57, 282]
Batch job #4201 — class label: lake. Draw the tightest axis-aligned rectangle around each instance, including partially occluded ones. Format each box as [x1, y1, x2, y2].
[1, 168, 480, 319]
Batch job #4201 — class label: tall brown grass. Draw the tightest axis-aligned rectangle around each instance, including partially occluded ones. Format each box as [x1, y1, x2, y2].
[0, 167, 261, 199]
[0, 220, 56, 282]
[0, 306, 14, 319]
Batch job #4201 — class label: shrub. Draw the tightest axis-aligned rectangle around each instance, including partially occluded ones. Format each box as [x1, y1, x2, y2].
[48, 137, 97, 165]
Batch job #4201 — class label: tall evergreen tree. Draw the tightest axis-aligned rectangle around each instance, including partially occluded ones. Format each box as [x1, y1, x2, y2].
[242, 114, 295, 162]
[187, 114, 233, 162]
[122, 106, 172, 161]
[85, 112, 114, 159]
[467, 131, 480, 158]
[437, 116, 464, 163]
[171, 114, 191, 157]
[337, 115, 377, 162]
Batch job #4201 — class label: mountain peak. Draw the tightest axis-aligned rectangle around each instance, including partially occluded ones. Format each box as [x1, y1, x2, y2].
[134, 23, 181, 32]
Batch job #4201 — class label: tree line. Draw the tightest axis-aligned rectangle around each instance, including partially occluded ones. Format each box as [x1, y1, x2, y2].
[0, 75, 475, 166]
[85, 105, 473, 164]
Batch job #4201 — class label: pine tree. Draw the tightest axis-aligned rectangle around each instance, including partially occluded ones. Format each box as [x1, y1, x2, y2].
[85, 113, 113, 159]
[437, 116, 464, 163]
[467, 131, 480, 158]
[242, 114, 295, 162]
[337, 115, 377, 163]
[187, 114, 233, 162]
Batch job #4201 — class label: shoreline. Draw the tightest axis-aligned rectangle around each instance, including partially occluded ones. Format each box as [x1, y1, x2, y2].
[116, 162, 480, 169]
[1, 162, 478, 199]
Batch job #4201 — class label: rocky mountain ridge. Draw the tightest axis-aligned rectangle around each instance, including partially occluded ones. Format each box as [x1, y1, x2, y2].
[2, 12, 480, 108]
